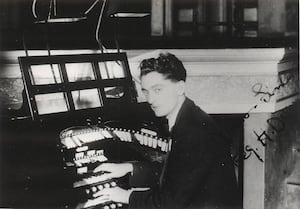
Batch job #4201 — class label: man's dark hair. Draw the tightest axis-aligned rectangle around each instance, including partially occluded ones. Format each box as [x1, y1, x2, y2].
[139, 53, 187, 82]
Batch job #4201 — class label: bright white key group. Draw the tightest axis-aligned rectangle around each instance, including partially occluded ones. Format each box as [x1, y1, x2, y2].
[74, 149, 108, 166]
[60, 127, 113, 149]
[61, 126, 172, 153]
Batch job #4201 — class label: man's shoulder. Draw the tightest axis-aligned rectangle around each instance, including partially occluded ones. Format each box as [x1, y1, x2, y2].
[178, 98, 229, 145]
[172, 98, 216, 137]
[182, 98, 213, 124]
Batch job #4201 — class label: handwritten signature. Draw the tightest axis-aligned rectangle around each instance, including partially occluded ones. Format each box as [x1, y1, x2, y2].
[244, 145, 264, 162]
[233, 74, 293, 164]
[252, 75, 293, 103]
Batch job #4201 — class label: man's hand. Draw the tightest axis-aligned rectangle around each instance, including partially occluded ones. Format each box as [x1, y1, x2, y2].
[92, 187, 133, 204]
[93, 163, 133, 180]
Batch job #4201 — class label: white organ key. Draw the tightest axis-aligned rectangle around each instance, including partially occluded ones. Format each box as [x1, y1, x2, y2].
[76, 133, 87, 143]
[86, 150, 107, 163]
[101, 129, 113, 138]
[79, 131, 99, 143]
[76, 158, 90, 165]
[141, 128, 157, 136]
[76, 146, 88, 152]
[120, 130, 128, 142]
[118, 130, 125, 141]
[77, 134, 88, 143]
[72, 136, 82, 147]
[138, 133, 144, 145]
[148, 136, 153, 147]
[113, 130, 124, 141]
[118, 129, 126, 141]
[134, 133, 143, 145]
[95, 130, 105, 140]
[62, 136, 76, 148]
[152, 137, 158, 148]
[165, 140, 169, 152]
[121, 130, 129, 142]
[77, 166, 87, 174]
[126, 131, 132, 142]
[142, 133, 148, 146]
[87, 150, 95, 156]
[84, 131, 100, 142]
[113, 130, 121, 141]
[98, 155, 108, 162]
[74, 152, 84, 166]
[143, 134, 148, 146]
[89, 131, 99, 142]
[73, 174, 109, 187]
[158, 139, 162, 147]
[118, 130, 127, 142]
[161, 140, 166, 151]
[75, 152, 84, 160]
[168, 139, 172, 151]
[163, 140, 168, 152]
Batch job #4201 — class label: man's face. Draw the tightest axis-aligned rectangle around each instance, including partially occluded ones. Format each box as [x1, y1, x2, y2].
[141, 71, 184, 117]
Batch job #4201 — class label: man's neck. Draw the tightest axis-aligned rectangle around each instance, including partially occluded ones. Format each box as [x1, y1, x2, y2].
[166, 96, 186, 132]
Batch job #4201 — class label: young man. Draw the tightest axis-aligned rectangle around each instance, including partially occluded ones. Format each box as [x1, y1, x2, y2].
[93, 53, 240, 209]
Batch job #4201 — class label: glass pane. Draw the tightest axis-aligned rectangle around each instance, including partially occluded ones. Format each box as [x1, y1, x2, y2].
[35, 93, 68, 115]
[65, 63, 95, 82]
[30, 64, 62, 85]
[98, 61, 126, 79]
[243, 8, 257, 22]
[72, 88, 103, 110]
[104, 86, 125, 99]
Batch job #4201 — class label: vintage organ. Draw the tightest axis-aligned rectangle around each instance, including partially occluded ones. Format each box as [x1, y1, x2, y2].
[8, 52, 170, 208]
[60, 123, 171, 208]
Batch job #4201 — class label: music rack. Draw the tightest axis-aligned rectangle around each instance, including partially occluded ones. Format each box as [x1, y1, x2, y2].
[18, 52, 137, 121]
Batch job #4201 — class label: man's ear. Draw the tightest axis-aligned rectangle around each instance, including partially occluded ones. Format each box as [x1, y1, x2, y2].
[176, 81, 186, 95]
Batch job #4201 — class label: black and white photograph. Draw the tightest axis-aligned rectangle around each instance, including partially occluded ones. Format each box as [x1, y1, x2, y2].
[0, 0, 299, 209]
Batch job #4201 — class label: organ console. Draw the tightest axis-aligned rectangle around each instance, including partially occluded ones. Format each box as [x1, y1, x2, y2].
[6, 52, 169, 208]
[59, 123, 170, 209]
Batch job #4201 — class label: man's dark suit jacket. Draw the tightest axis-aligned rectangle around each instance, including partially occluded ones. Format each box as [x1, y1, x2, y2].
[128, 98, 240, 209]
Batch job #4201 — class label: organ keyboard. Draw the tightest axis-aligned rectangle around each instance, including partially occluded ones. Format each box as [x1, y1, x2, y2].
[60, 125, 172, 152]
[59, 123, 170, 208]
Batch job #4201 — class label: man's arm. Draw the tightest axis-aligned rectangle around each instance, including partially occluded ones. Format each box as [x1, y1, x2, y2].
[92, 161, 161, 205]
[128, 130, 232, 209]
[93, 162, 133, 179]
